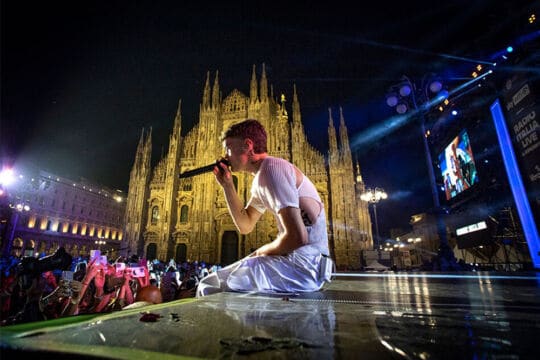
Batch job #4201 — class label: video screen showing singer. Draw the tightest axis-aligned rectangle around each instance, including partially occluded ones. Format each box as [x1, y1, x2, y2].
[196, 119, 332, 297]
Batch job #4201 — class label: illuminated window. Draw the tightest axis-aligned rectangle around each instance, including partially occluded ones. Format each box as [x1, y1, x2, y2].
[28, 216, 36, 229]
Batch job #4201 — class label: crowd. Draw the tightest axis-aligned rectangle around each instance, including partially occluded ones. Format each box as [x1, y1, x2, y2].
[0, 247, 219, 326]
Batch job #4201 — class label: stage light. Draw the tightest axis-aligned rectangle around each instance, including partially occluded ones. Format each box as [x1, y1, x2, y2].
[385, 74, 457, 269]
[429, 81, 442, 93]
[0, 168, 15, 186]
[399, 84, 412, 97]
[506, 46, 513, 53]
[451, 110, 458, 116]
[386, 94, 399, 107]
[396, 103, 408, 114]
[437, 90, 449, 101]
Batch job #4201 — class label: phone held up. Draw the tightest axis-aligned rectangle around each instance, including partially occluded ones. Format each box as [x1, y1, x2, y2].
[61, 270, 74, 282]
[128, 266, 146, 278]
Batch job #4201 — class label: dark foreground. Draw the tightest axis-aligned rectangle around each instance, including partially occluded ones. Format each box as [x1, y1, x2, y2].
[1, 271, 539, 359]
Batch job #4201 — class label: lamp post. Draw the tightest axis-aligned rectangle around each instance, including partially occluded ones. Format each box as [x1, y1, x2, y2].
[386, 74, 459, 270]
[361, 187, 388, 251]
[95, 238, 106, 252]
[5, 203, 31, 257]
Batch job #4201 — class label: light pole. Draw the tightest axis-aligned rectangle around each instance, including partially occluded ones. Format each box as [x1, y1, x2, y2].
[386, 74, 459, 270]
[361, 187, 388, 250]
[5, 203, 31, 257]
[95, 238, 106, 253]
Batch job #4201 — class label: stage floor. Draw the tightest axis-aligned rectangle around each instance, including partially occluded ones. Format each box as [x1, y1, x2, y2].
[1, 271, 539, 359]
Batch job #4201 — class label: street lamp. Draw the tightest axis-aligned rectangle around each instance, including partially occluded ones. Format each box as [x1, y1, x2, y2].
[5, 202, 31, 257]
[361, 187, 388, 250]
[386, 74, 459, 270]
[95, 238, 106, 252]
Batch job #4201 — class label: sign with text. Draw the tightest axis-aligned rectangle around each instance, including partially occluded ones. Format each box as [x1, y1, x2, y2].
[500, 73, 540, 229]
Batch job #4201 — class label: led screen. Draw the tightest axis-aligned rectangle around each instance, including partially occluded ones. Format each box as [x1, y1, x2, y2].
[438, 129, 479, 201]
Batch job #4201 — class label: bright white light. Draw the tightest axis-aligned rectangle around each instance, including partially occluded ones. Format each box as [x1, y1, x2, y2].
[362, 187, 388, 202]
[456, 221, 487, 236]
[15, 203, 30, 212]
[0, 168, 15, 186]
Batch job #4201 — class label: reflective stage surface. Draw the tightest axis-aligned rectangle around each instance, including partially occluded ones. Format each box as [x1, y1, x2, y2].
[1, 271, 539, 359]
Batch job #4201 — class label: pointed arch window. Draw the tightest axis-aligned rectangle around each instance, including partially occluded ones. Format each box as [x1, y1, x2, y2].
[180, 205, 189, 223]
[151, 206, 160, 224]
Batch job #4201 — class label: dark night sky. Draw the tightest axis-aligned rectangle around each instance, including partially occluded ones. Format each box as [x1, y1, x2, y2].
[1, 1, 536, 236]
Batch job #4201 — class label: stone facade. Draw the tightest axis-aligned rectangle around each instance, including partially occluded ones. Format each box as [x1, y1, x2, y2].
[1, 168, 125, 259]
[122, 64, 373, 270]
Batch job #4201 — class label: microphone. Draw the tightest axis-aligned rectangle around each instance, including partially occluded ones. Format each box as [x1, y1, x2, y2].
[178, 158, 230, 178]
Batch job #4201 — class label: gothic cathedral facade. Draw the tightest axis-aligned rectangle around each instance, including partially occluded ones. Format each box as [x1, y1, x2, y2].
[122, 64, 373, 270]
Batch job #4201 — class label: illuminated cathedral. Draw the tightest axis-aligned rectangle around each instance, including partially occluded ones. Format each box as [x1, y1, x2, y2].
[122, 64, 373, 270]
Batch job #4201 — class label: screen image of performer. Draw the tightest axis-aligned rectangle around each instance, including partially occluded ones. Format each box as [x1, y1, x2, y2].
[196, 119, 332, 297]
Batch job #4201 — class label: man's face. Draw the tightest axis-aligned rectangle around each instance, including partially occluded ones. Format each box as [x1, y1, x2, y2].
[223, 137, 249, 170]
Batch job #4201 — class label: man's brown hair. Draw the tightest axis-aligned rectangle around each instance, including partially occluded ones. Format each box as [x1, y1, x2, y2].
[221, 119, 268, 154]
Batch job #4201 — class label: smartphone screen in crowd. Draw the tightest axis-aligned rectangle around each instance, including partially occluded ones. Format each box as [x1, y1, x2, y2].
[90, 250, 101, 260]
[115, 262, 126, 276]
[129, 266, 146, 278]
[61, 270, 74, 281]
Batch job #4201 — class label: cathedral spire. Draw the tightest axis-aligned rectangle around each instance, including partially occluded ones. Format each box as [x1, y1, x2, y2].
[212, 70, 220, 109]
[137, 127, 145, 154]
[292, 84, 301, 124]
[250, 64, 258, 103]
[202, 71, 211, 109]
[328, 108, 338, 158]
[279, 94, 287, 116]
[260, 63, 268, 100]
[339, 107, 352, 162]
[132, 127, 145, 173]
[173, 98, 182, 138]
[144, 126, 152, 169]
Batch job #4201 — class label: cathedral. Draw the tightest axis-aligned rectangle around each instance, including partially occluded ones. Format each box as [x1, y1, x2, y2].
[122, 64, 373, 270]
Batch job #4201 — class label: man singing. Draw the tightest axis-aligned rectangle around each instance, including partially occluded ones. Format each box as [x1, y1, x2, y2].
[196, 119, 332, 296]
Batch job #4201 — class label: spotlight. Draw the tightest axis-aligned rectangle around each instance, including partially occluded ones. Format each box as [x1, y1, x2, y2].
[396, 103, 408, 114]
[386, 94, 399, 107]
[429, 81, 442, 93]
[399, 84, 412, 97]
[506, 46, 513, 53]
